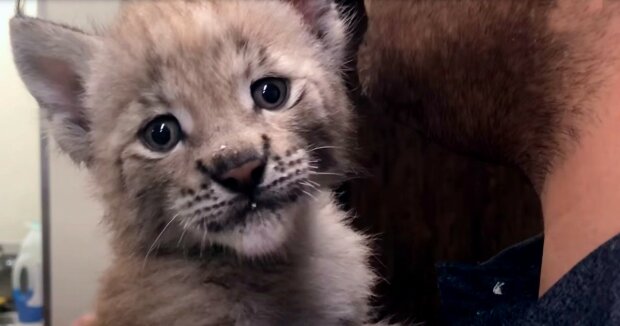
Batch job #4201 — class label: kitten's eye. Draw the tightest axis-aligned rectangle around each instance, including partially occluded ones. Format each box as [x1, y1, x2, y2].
[141, 115, 182, 152]
[251, 78, 288, 110]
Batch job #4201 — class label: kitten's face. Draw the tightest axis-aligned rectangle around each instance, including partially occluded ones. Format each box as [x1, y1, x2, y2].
[82, 1, 351, 257]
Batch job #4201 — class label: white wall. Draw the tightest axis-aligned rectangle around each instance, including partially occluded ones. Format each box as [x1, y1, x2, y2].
[37, 1, 119, 325]
[0, 0, 40, 250]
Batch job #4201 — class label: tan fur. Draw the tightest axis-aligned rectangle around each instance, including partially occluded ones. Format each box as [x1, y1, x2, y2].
[11, 0, 380, 324]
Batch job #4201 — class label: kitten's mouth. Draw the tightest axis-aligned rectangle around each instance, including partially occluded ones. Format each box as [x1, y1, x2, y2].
[177, 151, 316, 256]
[194, 182, 308, 233]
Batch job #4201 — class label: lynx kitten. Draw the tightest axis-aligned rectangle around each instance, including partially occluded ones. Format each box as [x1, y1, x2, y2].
[11, 0, 377, 325]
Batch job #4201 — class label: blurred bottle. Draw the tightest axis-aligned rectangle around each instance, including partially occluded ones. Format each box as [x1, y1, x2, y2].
[12, 222, 43, 324]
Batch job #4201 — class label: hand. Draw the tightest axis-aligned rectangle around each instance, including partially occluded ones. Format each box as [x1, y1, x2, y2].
[72, 313, 96, 326]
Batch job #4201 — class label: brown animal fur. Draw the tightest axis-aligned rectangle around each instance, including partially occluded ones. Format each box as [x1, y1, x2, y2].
[358, 0, 620, 189]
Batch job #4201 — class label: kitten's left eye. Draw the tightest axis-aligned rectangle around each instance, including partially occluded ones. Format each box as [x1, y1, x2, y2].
[251, 77, 288, 110]
[141, 115, 182, 152]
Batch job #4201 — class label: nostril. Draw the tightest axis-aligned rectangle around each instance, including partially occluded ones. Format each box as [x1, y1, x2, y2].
[216, 159, 266, 194]
[221, 178, 240, 192]
[251, 162, 266, 185]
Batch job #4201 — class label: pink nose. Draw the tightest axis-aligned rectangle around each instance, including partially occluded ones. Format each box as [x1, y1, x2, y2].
[217, 159, 266, 194]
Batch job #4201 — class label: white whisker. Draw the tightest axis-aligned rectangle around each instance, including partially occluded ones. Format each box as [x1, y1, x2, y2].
[176, 224, 188, 248]
[200, 219, 207, 258]
[142, 213, 180, 270]
[309, 171, 345, 177]
[301, 189, 318, 201]
[307, 145, 342, 152]
[300, 181, 319, 192]
[304, 179, 320, 187]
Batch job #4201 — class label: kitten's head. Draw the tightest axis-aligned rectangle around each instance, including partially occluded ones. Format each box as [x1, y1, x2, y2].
[11, 0, 354, 257]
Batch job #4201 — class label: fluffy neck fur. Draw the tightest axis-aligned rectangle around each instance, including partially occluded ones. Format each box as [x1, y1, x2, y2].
[96, 191, 377, 325]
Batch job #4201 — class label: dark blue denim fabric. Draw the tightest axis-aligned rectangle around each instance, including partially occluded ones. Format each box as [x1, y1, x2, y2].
[437, 233, 620, 325]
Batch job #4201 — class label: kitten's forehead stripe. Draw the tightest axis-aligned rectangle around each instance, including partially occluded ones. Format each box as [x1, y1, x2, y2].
[137, 93, 169, 108]
[145, 53, 162, 86]
[233, 31, 250, 53]
[210, 38, 225, 62]
[137, 96, 151, 108]
[257, 47, 268, 67]
[155, 94, 171, 108]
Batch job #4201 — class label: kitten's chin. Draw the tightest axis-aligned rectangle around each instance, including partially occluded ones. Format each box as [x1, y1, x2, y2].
[209, 200, 306, 258]
[213, 218, 291, 257]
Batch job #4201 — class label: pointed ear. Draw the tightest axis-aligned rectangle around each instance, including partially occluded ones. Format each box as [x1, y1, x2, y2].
[288, 0, 349, 64]
[10, 16, 99, 164]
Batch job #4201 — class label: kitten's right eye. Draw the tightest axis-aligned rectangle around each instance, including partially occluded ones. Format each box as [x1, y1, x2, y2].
[251, 77, 288, 110]
[141, 115, 182, 152]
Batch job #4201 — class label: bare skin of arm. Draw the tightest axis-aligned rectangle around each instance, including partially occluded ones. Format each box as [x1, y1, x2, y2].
[540, 0, 620, 295]
[72, 314, 96, 326]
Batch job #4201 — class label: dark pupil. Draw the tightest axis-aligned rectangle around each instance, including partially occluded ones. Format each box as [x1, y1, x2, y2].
[151, 122, 171, 145]
[261, 83, 281, 104]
